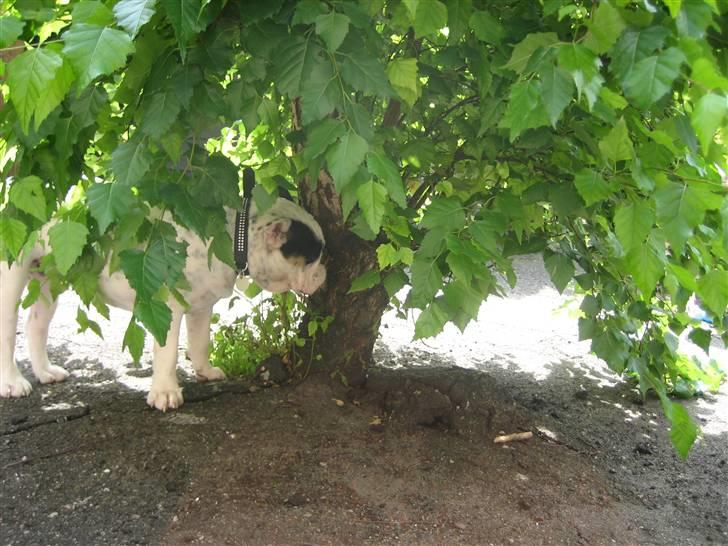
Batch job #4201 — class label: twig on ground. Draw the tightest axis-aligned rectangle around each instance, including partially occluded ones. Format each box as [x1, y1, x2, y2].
[493, 431, 533, 444]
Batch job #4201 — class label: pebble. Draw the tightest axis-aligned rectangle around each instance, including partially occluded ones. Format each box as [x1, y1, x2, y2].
[284, 493, 308, 507]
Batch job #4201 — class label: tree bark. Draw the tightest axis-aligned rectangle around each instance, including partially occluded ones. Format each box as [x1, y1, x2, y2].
[304, 224, 389, 387]
[292, 100, 389, 386]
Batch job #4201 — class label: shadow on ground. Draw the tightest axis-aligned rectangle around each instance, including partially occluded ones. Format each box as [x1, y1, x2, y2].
[1, 341, 726, 545]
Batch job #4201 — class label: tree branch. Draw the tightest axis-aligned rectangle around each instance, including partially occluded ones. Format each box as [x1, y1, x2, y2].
[382, 99, 401, 129]
[424, 95, 479, 137]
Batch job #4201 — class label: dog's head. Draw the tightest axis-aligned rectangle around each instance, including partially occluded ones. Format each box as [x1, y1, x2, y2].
[247, 199, 326, 295]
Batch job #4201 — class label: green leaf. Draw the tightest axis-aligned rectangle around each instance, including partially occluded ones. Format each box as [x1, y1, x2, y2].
[402, 0, 418, 19]
[676, 2, 713, 38]
[599, 117, 634, 164]
[443, 280, 482, 325]
[160, 0, 202, 55]
[356, 180, 388, 234]
[326, 130, 369, 191]
[301, 60, 340, 124]
[292, 0, 328, 25]
[62, 24, 134, 90]
[446, 0, 472, 43]
[625, 237, 665, 297]
[123, 318, 146, 363]
[86, 182, 136, 233]
[76, 307, 103, 339]
[414, 301, 448, 339]
[543, 251, 575, 293]
[273, 34, 321, 97]
[21, 278, 41, 309]
[0, 16, 24, 47]
[377, 243, 399, 269]
[690, 93, 728, 153]
[9, 176, 47, 222]
[314, 11, 350, 52]
[158, 229, 188, 285]
[7, 47, 74, 132]
[697, 270, 728, 317]
[583, 0, 625, 54]
[469, 10, 504, 44]
[667, 402, 699, 459]
[377, 244, 412, 270]
[340, 52, 392, 97]
[348, 270, 381, 293]
[413, 0, 447, 38]
[599, 87, 629, 110]
[252, 185, 277, 214]
[655, 182, 715, 253]
[666, 0, 682, 18]
[557, 43, 604, 108]
[503, 80, 549, 141]
[383, 269, 408, 298]
[667, 264, 697, 292]
[386, 58, 420, 107]
[421, 198, 466, 232]
[539, 63, 574, 126]
[574, 169, 611, 207]
[410, 254, 444, 305]
[591, 329, 629, 373]
[0, 217, 27, 259]
[503, 32, 558, 74]
[48, 221, 89, 275]
[72, 2, 115, 26]
[366, 152, 406, 208]
[446, 252, 475, 283]
[119, 248, 166, 300]
[139, 91, 182, 139]
[690, 58, 728, 92]
[134, 298, 172, 347]
[303, 118, 347, 162]
[609, 26, 669, 82]
[113, 0, 157, 38]
[623, 47, 685, 109]
[111, 137, 152, 186]
[688, 327, 712, 354]
[614, 201, 654, 253]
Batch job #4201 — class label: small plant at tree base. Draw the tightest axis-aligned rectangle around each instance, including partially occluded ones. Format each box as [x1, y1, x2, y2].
[210, 289, 332, 378]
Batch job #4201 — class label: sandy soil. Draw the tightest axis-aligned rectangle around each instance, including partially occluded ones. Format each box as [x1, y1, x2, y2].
[1, 255, 726, 545]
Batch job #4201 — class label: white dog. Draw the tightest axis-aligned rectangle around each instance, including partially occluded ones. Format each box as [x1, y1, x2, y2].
[0, 197, 326, 410]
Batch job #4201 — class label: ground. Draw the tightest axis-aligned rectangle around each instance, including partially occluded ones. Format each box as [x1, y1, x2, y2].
[1, 256, 726, 545]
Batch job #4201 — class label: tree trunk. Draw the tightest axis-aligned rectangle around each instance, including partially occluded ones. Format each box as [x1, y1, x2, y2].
[292, 101, 389, 387]
[306, 229, 389, 386]
[299, 169, 389, 386]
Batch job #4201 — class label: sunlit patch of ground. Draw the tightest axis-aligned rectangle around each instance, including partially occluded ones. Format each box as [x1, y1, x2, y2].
[377, 255, 728, 435]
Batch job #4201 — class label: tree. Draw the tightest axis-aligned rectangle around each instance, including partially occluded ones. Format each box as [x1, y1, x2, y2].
[1, 0, 727, 457]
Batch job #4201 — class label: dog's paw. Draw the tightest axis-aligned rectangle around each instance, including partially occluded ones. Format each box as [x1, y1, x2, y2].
[0, 373, 33, 398]
[146, 388, 184, 412]
[35, 364, 69, 384]
[195, 364, 226, 382]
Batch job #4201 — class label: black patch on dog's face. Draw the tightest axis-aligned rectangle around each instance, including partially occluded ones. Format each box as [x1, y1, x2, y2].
[280, 220, 324, 265]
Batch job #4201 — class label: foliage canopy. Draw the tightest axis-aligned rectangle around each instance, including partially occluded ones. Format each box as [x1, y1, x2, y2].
[1, 0, 727, 456]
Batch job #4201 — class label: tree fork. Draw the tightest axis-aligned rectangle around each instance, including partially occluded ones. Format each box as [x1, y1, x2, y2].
[291, 99, 390, 386]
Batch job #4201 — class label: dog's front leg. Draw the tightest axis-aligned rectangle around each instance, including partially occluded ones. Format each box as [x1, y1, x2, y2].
[186, 307, 226, 382]
[147, 306, 184, 411]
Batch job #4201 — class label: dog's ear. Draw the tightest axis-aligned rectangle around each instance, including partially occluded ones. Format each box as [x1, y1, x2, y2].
[264, 219, 292, 249]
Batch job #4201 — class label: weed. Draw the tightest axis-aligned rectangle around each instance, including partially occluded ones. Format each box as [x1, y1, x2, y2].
[210, 291, 332, 378]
